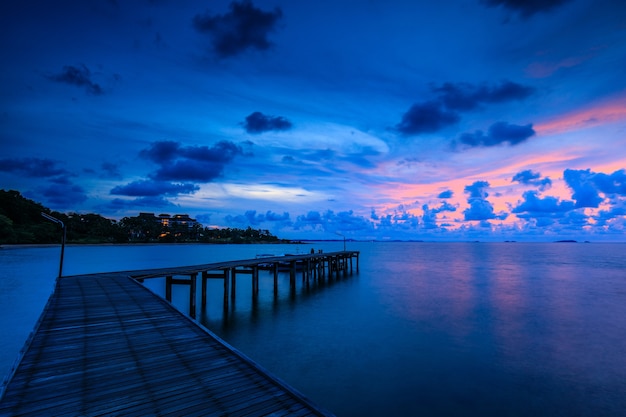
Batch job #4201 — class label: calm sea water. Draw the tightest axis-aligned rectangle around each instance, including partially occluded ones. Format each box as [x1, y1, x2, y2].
[1, 242, 625, 416]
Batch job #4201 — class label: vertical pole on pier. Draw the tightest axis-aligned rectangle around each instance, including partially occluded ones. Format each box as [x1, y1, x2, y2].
[165, 275, 172, 302]
[273, 263, 278, 296]
[223, 269, 230, 310]
[289, 261, 296, 289]
[253, 267, 259, 295]
[201, 271, 208, 309]
[189, 273, 197, 319]
[356, 253, 360, 273]
[231, 269, 237, 299]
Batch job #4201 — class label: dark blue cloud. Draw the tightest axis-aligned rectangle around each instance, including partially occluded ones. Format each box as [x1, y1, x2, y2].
[47, 64, 103, 95]
[464, 180, 490, 200]
[458, 122, 535, 147]
[152, 160, 226, 182]
[101, 162, 122, 179]
[0, 157, 68, 177]
[193, 1, 283, 58]
[35, 183, 88, 209]
[140, 140, 243, 182]
[595, 205, 626, 227]
[265, 211, 290, 222]
[244, 111, 293, 134]
[591, 169, 626, 196]
[438, 190, 454, 199]
[563, 169, 603, 208]
[512, 169, 552, 190]
[293, 210, 372, 233]
[396, 101, 460, 135]
[225, 210, 292, 227]
[512, 191, 575, 217]
[464, 199, 499, 221]
[433, 80, 534, 111]
[110, 180, 199, 197]
[422, 202, 456, 229]
[107, 196, 175, 211]
[483, 0, 573, 18]
[139, 140, 180, 164]
[463, 181, 507, 221]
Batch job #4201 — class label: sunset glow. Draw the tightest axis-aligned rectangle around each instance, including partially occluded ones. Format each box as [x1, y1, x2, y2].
[1, 0, 625, 241]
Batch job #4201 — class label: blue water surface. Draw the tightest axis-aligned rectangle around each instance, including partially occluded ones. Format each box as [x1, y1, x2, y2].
[1, 242, 625, 416]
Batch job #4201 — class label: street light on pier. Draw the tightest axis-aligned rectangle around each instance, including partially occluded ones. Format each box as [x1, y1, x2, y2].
[41, 212, 66, 278]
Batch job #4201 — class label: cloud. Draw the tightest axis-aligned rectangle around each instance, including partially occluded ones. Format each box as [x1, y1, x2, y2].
[422, 202, 457, 229]
[463, 181, 507, 221]
[396, 101, 460, 135]
[36, 183, 88, 209]
[265, 210, 290, 222]
[563, 168, 626, 209]
[482, 0, 573, 18]
[107, 196, 175, 211]
[243, 111, 293, 134]
[512, 169, 552, 190]
[458, 122, 535, 147]
[438, 190, 454, 199]
[563, 169, 604, 208]
[294, 210, 373, 233]
[591, 169, 626, 196]
[193, 0, 283, 58]
[397, 80, 534, 135]
[47, 64, 103, 95]
[433, 80, 534, 111]
[512, 191, 575, 218]
[110, 180, 199, 197]
[140, 140, 243, 182]
[101, 162, 122, 179]
[0, 157, 69, 177]
[139, 140, 181, 164]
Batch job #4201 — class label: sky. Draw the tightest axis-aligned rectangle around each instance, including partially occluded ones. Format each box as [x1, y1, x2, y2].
[1, 0, 625, 241]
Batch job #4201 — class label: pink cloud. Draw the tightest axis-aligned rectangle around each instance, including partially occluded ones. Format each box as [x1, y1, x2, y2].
[526, 55, 590, 78]
[535, 93, 626, 135]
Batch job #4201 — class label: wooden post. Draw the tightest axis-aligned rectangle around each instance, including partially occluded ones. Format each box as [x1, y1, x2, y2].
[273, 263, 278, 296]
[189, 273, 197, 319]
[201, 271, 208, 308]
[223, 269, 230, 310]
[253, 267, 259, 294]
[231, 269, 237, 300]
[165, 275, 172, 302]
[289, 261, 296, 288]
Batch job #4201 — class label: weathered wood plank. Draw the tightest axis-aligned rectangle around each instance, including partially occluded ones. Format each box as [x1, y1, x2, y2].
[0, 273, 335, 416]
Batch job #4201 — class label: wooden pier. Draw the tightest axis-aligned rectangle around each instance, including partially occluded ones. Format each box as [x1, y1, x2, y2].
[0, 251, 359, 416]
[129, 250, 360, 318]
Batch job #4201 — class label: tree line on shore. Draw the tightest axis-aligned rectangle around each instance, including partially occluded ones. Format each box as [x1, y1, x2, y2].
[0, 190, 286, 245]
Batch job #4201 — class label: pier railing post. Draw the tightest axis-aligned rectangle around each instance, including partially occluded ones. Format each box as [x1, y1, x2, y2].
[189, 273, 197, 319]
[223, 269, 230, 311]
[201, 271, 208, 309]
[165, 276, 172, 302]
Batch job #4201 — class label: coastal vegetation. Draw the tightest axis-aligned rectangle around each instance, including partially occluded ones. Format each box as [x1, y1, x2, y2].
[0, 190, 285, 245]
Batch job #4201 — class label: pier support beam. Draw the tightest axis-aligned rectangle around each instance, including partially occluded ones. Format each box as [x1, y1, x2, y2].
[189, 273, 197, 319]
[165, 275, 172, 302]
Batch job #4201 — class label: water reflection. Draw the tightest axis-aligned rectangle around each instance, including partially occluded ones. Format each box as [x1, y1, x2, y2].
[2, 242, 626, 416]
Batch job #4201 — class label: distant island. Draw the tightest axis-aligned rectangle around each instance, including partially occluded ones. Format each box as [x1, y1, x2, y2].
[0, 190, 288, 245]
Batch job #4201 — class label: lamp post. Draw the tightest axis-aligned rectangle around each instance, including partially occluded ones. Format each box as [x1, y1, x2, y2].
[335, 231, 346, 251]
[41, 212, 66, 278]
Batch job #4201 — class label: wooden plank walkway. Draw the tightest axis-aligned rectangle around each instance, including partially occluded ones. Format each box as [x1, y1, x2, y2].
[0, 273, 334, 416]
